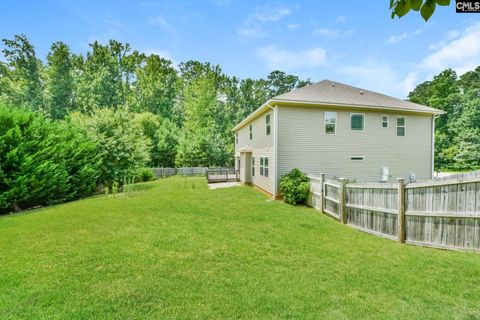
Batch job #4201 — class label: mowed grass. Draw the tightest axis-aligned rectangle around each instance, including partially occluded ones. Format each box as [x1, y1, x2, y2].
[1, 177, 480, 319]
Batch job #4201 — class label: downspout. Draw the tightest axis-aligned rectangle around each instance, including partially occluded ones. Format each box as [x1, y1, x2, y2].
[266, 102, 277, 198]
[431, 115, 437, 179]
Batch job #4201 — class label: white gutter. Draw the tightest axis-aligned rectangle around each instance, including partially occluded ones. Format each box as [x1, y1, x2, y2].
[431, 115, 437, 179]
[270, 98, 445, 116]
[273, 104, 279, 198]
[231, 100, 272, 132]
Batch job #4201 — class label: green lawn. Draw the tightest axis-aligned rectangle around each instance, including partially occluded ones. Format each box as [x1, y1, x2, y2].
[1, 177, 480, 319]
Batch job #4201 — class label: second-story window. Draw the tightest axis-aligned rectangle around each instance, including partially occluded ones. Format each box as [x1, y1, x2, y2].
[396, 116, 406, 136]
[350, 113, 365, 131]
[249, 124, 253, 140]
[235, 132, 238, 144]
[382, 115, 389, 128]
[325, 111, 337, 134]
[266, 113, 271, 135]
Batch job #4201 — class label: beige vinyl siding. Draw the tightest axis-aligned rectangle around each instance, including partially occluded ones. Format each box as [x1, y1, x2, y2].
[277, 105, 433, 188]
[234, 110, 275, 194]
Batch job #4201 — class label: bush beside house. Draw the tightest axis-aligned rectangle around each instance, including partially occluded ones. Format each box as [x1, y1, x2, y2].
[279, 168, 310, 205]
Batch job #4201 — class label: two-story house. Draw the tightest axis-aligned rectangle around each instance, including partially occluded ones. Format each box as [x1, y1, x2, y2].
[232, 80, 444, 198]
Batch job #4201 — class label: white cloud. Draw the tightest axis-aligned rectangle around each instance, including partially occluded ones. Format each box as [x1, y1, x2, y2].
[237, 26, 267, 38]
[387, 32, 409, 44]
[148, 15, 173, 32]
[237, 5, 292, 39]
[257, 45, 327, 71]
[337, 58, 408, 98]
[287, 23, 300, 30]
[313, 28, 354, 38]
[405, 22, 480, 93]
[387, 28, 423, 44]
[428, 29, 460, 50]
[423, 23, 480, 72]
[336, 16, 348, 23]
[253, 6, 292, 22]
[144, 49, 172, 60]
[313, 28, 340, 38]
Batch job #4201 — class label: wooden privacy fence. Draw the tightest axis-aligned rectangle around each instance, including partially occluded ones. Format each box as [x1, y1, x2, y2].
[434, 169, 480, 181]
[308, 174, 480, 251]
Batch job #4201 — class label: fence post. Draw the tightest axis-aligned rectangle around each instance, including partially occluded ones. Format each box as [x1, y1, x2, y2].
[397, 178, 406, 243]
[339, 178, 348, 224]
[319, 173, 326, 213]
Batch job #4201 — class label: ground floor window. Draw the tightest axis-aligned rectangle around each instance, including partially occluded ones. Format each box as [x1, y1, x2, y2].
[260, 157, 269, 177]
[251, 157, 255, 177]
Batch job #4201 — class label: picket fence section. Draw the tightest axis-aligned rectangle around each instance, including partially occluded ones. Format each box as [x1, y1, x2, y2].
[308, 173, 480, 251]
[152, 167, 237, 179]
[434, 170, 480, 181]
[152, 167, 207, 178]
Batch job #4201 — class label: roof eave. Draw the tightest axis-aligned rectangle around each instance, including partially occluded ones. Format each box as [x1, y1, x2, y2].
[270, 98, 446, 115]
[231, 100, 273, 132]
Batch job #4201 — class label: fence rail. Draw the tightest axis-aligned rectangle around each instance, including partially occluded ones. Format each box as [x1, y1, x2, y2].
[205, 168, 239, 183]
[434, 170, 480, 181]
[152, 167, 209, 178]
[152, 167, 239, 182]
[308, 173, 480, 251]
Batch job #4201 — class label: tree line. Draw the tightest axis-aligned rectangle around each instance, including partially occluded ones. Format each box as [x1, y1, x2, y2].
[408, 67, 480, 170]
[1, 33, 479, 212]
[0, 34, 311, 168]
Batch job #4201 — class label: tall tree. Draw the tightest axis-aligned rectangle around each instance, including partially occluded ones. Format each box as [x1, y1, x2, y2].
[155, 118, 179, 167]
[176, 75, 229, 166]
[133, 54, 178, 117]
[74, 40, 143, 111]
[0, 34, 44, 110]
[46, 41, 75, 119]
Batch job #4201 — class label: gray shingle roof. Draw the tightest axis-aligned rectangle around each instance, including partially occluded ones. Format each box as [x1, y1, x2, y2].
[272, 79, 444, 114]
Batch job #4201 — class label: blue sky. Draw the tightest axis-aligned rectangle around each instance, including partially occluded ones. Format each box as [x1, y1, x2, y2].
[1, 0, 479, 98]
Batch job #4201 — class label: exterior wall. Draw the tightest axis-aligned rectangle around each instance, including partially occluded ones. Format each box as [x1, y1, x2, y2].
[234, 110, 275, 195]
[276, 105, 433, 191]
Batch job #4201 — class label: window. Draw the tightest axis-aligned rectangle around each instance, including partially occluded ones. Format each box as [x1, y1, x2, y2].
[324, 112, 337, 134]
[235, 132, 238, 144]
[382, 115, 389, 128]
[265, 114, 271, 135]
[249, 124, 253, 140]
[260, 157, 269, 177]
[251, 157, 255, 177]
[350, 113, 365, 131]
[396, 116, 406, 136]
[350, 156, 364, 161]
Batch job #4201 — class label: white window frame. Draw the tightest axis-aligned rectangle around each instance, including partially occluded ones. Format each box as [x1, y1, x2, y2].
[396, 116, 406, 137]
[235, 132, 238, 144]
[265, 113, 271, 136]
[381, 115, 389, 128]
[324, 111, 337, 135]
[251, 157, 255, 177]
[350, 113, 365, 132]
[249, 124, 253, 140]
[260, 157, 269, 177]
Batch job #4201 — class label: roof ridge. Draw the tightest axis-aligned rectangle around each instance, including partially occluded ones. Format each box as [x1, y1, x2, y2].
[272, 79, 442, 114]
